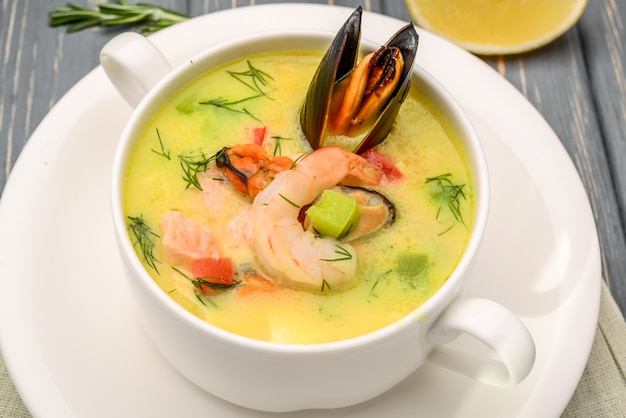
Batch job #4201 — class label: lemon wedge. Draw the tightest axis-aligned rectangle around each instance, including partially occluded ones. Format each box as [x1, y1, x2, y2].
[405, 0, 588, 55]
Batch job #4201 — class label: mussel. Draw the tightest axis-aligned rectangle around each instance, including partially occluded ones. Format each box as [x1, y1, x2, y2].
[300, 7, 419, 154]
[302, 185, 396, 242]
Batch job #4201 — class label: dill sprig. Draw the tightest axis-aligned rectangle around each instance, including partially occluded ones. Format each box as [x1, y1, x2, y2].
[178, 149, 224, 190]
[271, 135, 293, 156]
[199, 60, 274, 120]
[320, 244, 354, 262]
[171, 267, 239, 292]
[192, 276, 240, 292]
[279, 193, 300, 208]
[151, 128, 171, 160]
[425, 173, 466, 225]
[49, 1, 189, 35]
[228, 60, 275, 98]
[369, 269, 392, 297]
[198, 97, 262, 122]
[289, 152, 308, 169]
[127, 215, 160, 273]
[171, 267, 239, 308]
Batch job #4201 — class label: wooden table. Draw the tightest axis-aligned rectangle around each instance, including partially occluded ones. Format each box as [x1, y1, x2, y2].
[1, 0, 625, 416]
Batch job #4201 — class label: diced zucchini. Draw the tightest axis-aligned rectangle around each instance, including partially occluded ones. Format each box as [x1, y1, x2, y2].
[398, 252, 429, 276]
[306, 189, 361, 239]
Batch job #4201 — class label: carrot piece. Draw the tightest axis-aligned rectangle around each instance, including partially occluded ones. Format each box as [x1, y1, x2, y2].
[238, 274, 279, 296]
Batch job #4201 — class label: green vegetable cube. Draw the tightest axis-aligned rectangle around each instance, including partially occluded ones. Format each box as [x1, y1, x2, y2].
[306, 189, 361, 239]
[398, 252, 429, 276]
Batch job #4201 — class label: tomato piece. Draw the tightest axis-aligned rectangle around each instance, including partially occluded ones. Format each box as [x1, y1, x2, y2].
[191, 258, 235, 294]
[362, 149, 404, 181]
[251, 126, 267, 145]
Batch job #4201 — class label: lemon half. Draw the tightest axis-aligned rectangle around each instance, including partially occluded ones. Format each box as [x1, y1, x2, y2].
[405, 0, 588, 55]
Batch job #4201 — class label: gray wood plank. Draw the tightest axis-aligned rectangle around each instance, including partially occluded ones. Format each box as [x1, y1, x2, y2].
[0, 0, 181, 192]
[579, 0, 626, 313]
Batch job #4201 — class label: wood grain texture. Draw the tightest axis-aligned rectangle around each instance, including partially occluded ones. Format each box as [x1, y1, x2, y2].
[579, 0, 626, 313]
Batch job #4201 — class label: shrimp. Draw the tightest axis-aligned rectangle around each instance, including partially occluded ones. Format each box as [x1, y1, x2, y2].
[252, 146, 383, 290]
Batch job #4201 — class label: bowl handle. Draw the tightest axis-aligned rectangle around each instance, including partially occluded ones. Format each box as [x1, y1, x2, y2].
[427, 298, 535, 386]
[99, 32, 172, 108]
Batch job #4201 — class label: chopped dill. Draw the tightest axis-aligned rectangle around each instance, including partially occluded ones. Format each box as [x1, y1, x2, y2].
[194, 290, 219, 308]
[437, 225, 455, 236]
[425, 173, 466, 226]
[290, 152, 308, 169]
[370, 270, 392, 296]
[171, 266, 239, 293]
[193, 276, 240, 292]
[151, 128, 171, 160]
[270, 135, 293, 156]
[127, 215, 160, 274]
[227, 60, 275, 98]
[320, 244, 353, 262]
[178, 148, 224, 190]
[198, 97, 262, 121]
[279, 193, 300, 208]
[321, 279, 331, 292]
[171, 266, 240, 309]
[199, 60, 275, 121]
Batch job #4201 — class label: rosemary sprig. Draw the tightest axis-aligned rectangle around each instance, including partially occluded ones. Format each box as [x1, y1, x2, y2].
[151, 128, 171, 160]
[49, 1, 189, 35]
[425, 173, 466, 225]
[127, 215, 160, 273]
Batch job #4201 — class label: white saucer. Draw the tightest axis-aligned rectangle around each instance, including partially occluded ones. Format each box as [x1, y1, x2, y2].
[0, 5, 600, 417]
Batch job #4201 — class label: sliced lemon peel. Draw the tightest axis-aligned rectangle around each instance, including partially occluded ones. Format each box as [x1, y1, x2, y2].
[405, 0, 588, 55]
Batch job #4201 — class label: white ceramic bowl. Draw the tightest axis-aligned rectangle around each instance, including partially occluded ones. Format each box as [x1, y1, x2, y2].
[103, 28, 535, 412]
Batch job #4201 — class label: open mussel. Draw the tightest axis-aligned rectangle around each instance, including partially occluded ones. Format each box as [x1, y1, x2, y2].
[302, 185, 396, 242]
[300, 7, 419, 154]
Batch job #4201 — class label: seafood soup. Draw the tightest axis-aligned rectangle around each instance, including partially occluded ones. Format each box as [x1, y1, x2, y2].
[123, 51, 474, 344]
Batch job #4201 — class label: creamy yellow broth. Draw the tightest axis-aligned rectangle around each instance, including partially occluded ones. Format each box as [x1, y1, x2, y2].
[124, 51, 474, 344]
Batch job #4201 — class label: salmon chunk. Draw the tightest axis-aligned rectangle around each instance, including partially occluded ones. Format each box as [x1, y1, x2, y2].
[161, 210, 220, 265]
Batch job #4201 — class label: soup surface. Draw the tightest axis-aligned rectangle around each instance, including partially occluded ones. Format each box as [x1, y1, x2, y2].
[124, 51, 474, 344]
